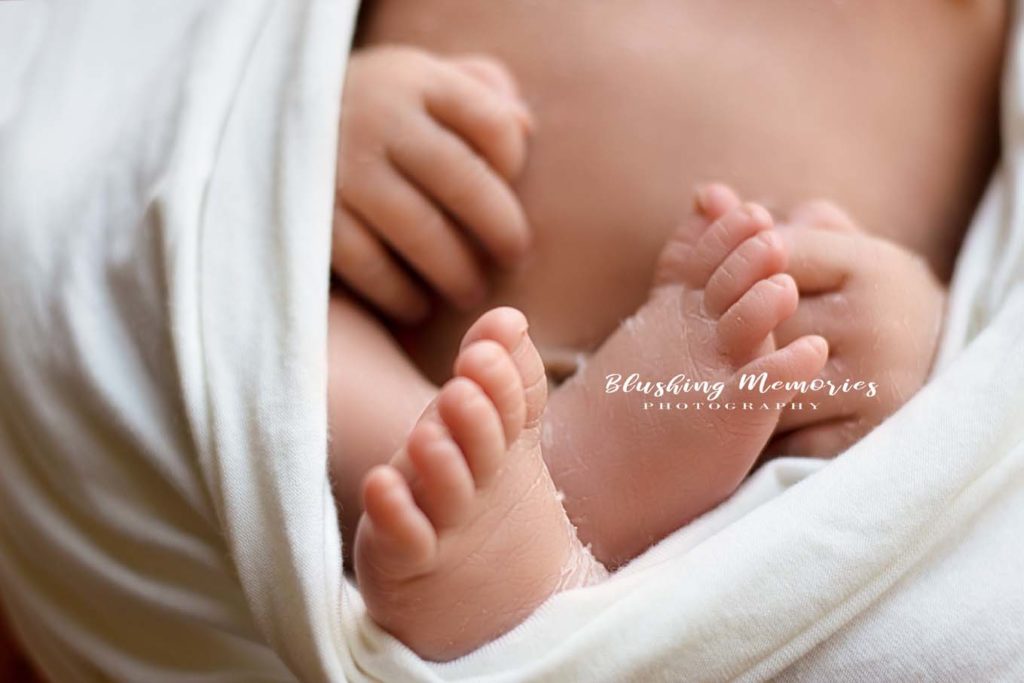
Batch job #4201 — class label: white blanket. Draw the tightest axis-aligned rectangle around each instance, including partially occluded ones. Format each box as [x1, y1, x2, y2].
[0, 1, 1022, 681]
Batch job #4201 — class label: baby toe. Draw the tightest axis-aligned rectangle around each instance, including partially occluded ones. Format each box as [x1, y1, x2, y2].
[458, 307, 547, 430]
[704, 229, 787, 317]
[359, 465, 438, 576]
[736, 335, 830, 403]
[689, 203, 774, 288]
[717, 273, 798, 360]
[454, 340, 526, 445]
[437, 377, 507, 485]
[459, 306, 528, 352]
[407, 420, 476, 529]
[652, 186, 741, 288]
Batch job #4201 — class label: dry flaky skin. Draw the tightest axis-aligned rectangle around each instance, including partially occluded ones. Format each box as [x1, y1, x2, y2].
[353, 308, 604, 662]
[542, 189, 830, 567]
[354, 190, 830, 659]
[339, 191, 946, 659]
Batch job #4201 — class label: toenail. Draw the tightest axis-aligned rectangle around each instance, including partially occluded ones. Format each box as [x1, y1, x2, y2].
[471, 350, 507, 376]
[469, 340, 505, 361]
[447, 377, 479, 398]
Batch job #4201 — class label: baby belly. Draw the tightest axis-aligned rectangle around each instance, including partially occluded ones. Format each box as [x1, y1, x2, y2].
[358, 0, 1004, 382]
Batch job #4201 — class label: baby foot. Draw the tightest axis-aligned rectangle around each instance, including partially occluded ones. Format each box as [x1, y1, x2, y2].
[354, 308, 604, 661]
[545, 186, 829, 566]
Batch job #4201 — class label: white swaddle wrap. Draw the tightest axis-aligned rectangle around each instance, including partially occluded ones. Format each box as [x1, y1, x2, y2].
[1, 1, 1022, 681]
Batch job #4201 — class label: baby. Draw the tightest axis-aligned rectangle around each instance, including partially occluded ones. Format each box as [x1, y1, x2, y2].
[326, 44, 954, 660]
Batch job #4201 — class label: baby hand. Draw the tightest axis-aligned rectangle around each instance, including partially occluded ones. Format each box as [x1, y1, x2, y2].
[333, 46, 534, 323]
[769, 201, 947, 456]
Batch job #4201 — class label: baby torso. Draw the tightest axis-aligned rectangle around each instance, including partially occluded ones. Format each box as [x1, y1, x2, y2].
[357, 0, 1005, 381]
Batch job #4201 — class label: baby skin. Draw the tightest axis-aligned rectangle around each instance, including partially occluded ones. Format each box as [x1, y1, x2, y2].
[543, 186, 829, 565]
[333, 42, 956, 661]
[332, 46, 838, 659]
[350, 187, 828, 659]
[355, 308, 606, 661]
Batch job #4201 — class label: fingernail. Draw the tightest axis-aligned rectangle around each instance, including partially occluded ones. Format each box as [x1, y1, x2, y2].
[693, 184, 711, 213]
[694, 183, 727, 214]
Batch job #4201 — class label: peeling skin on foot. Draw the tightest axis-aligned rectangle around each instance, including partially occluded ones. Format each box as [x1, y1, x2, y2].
[554, 527, 610, 591]
[339, 0, 1004, 661]
[355, 309, 605, 661]
[542, 202, 829, 566]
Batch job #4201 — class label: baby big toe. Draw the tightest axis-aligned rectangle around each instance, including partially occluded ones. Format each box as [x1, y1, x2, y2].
[454, 340, 526, 445]
[687, 203, 774, 288]
[458, 307, 547, 431]
[704, 229, 787, 317]
[717, 273, 798, 360]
